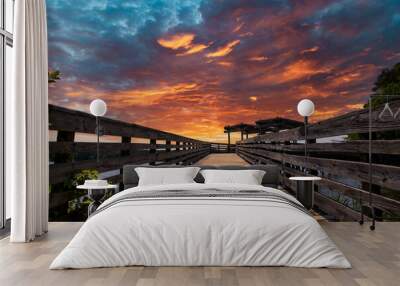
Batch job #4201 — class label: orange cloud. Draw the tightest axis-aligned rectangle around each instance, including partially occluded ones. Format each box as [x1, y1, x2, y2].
[158, 33, 211, 57]
[110, 83, 200, 106]
[206, 40, 240, 58]
[233, 22, 244, 33]
[283, 60, 331, 81]
[299, 100, 365, 122]
[300, 46, 319, 54]
[326, 64, 377, 88]
[296, 85, 330, 98]
[313, 108, 344, 120]
[239, 32, 254, 37]
[65, 85, 100, 98]
[177, 43, 210, 56]
[253, 58, 332, 86]
[346, 103, 363, 110]
[216, 61, 233, 67]
[330, 72, 360, 85]
[249, 56, 269, 62]
[157, 33, 194, 50]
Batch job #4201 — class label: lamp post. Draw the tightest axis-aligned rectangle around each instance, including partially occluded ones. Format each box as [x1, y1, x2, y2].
[90, 99, 107, 163]
[297, 99, 315, 172]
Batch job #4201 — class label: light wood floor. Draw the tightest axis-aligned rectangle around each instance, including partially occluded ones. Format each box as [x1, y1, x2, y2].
[197, 154, 248, 166]
[0, 222, 399, 286]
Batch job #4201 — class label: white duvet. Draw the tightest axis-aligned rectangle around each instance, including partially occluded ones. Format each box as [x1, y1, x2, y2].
[50, 183, 351, 269]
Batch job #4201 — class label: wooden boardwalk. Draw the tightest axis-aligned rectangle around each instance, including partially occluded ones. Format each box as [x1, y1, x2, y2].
[197, 153, 248, 166]
[1, 222, 399, 286]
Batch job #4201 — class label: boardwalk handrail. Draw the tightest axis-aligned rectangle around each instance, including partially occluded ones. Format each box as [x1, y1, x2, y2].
[49, 104, 232, 184]
[237, 101, 400, 221]
[243, 100, 400, 143]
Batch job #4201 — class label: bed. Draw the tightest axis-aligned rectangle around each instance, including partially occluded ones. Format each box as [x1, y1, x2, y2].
[50, 165, 351, 269]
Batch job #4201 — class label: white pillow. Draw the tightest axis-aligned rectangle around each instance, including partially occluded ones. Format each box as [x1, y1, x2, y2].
[200, 169, 266, 185]
[135, 167, 201, 186]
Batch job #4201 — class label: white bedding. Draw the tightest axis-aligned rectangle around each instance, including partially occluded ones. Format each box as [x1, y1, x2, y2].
[50, 183, 351, 269]
[200, 169, 266, 185]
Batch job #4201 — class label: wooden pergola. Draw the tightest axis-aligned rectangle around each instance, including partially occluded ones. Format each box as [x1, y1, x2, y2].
[224, 123, 257, 151]
[255, 117, 303, 134]
[224, 117, 303, 151]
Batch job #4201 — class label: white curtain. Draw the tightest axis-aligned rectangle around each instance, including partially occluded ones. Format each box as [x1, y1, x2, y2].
[8, 0, 49, 242]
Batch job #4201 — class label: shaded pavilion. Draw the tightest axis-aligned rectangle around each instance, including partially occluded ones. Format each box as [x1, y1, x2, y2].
[224, 117, 303, 151]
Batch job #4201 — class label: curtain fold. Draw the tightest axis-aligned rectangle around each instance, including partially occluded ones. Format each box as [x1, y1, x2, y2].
[9, 0, 49, 242]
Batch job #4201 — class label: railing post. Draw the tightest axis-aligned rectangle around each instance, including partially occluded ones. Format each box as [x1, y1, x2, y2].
[166, 140, 171, 152]
[174, 141, 180, 165]
[362, 178, 383, 221]
[118, 136, 131, 189]
[57, 130, 75, 142]
[56, 130, 75, 163]
[122, 136, 130, 143]
[149, 138, 156, 165]
[227, 131, 231, 153]
[121, 136, 130, 157]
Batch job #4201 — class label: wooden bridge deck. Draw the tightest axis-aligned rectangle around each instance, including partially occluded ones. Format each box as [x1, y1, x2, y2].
[1, 222, 399, 286]
[196, 153, 248, 166]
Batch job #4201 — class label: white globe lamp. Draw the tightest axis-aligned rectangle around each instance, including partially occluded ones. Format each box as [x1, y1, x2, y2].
[297, 99, 315, 173]
[297, 99, 315, 117]
[90, 99, 107, 117]
[90, 99, 107, 163]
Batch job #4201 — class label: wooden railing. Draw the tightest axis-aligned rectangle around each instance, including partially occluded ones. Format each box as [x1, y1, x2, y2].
[237, 100, 400, 221]
[49, 104, 216, 184]
[210, 143, 235, 153]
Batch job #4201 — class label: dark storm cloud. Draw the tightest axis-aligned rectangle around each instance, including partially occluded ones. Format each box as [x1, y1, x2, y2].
[47, 0, 205, 89]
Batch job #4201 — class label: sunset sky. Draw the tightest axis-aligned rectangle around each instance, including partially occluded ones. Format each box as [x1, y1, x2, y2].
[47, 0, 400, 142]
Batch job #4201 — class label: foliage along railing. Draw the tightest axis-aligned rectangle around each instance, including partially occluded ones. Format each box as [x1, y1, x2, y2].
[236, 100, 400, 221]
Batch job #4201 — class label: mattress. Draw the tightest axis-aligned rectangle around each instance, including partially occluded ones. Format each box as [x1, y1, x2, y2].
[50, 183, 351, 269]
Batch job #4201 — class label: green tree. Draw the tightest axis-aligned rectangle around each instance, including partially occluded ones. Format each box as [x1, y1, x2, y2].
[67, 169, 99, 216]
[70, 169, 99, 188]
[49, 169, 99, 221]
[349, 62, 400, 140]
[66, 169, 99, 204]
[365, 62, 400, 108]
[48, 70, 61, 83]
[373, 63, 400, 95]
